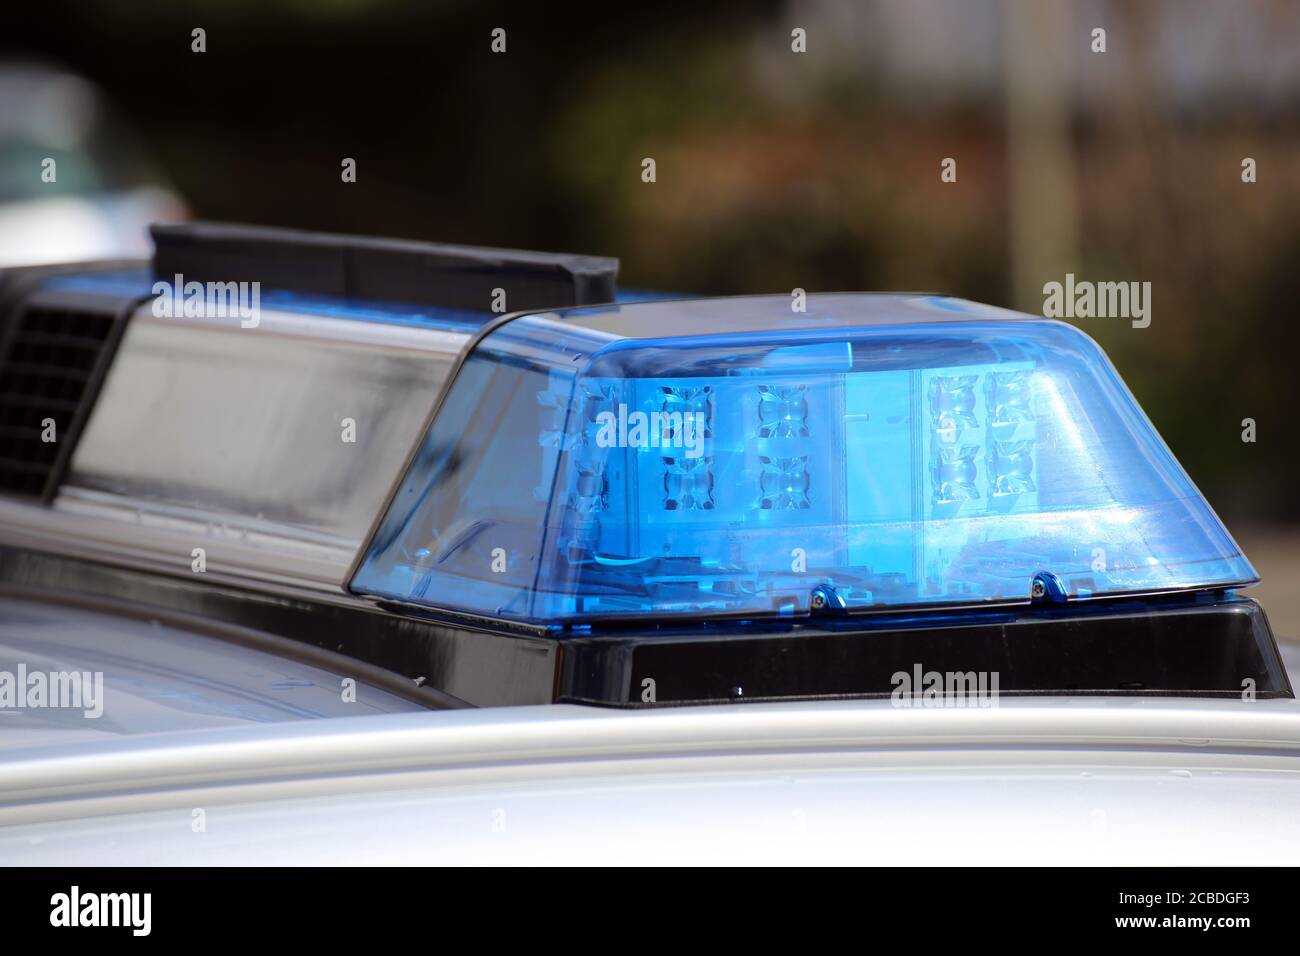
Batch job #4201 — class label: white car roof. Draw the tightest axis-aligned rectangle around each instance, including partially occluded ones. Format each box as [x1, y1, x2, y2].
[3, 695, 1300, 864]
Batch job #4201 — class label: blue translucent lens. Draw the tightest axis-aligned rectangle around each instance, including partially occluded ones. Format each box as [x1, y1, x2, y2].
[351, 295, 1256, 628]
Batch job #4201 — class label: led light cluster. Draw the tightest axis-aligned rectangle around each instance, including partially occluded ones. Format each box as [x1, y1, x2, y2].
[926, 366, 1037, 513]
[755, 384, 812, 511]
[986, 371, 1036, 497]
[660, 385, 713, 511]
[929, 374, 982, 505]
[757, 384, 810, 438]
[540, 379, 612, 514]
[757, 455, 810, 510]
[664, 455, 713, 511]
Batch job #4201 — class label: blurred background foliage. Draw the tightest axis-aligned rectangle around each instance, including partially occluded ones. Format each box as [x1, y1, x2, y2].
[3, 0, 1298, 534]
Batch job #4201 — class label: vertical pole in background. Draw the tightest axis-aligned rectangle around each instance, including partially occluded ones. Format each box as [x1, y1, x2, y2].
[1003, 0, 1078, 313]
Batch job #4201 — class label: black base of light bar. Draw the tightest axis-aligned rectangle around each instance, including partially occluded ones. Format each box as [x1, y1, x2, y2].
[0, 547, 1289, 708]
[559, 592, 1291, 706]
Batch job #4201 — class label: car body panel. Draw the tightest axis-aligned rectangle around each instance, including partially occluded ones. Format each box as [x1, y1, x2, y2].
[2, 696, 1299, 864]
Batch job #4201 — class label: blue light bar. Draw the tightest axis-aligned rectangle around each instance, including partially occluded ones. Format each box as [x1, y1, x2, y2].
[350, 294, 1256, 628]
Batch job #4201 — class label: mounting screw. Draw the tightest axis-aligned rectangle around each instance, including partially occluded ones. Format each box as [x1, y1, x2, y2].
[1030, 571, 1067, 604]
[809, 584, 846, 615]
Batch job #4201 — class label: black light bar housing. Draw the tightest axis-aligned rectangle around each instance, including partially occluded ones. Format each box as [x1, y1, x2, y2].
[151, 222, 619, 312]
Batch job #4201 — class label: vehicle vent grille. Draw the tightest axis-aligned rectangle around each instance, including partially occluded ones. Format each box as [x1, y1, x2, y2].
[0, 303, 121, 498]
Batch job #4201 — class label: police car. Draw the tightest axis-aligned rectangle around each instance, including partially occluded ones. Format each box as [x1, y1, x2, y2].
[0, 223, 1296, 866]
